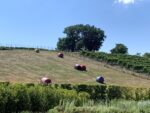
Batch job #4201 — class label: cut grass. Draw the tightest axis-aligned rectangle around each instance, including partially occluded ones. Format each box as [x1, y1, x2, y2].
[0, 50, 150, 88]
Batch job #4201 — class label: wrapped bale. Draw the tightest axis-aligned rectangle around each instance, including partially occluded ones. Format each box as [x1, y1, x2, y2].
[74, 64, 82, 70]
[80, 65, 86, 71]
[96, 76, 104, 84]
[40, 77, 52, 85]
[58, 53, 64, 58]
[35, 49, 40, 53]
[74, 64, 86, 71]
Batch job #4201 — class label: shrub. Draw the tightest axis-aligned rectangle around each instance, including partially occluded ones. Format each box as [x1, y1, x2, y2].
[60, 84, 72, 90]
[135, 88, 149, 101]
[12, 85, 30, 112]
[106, 85, 123, 100]
[0, 86, 9, 113]
[92, 85, 107, 100]
[0, 83, 150, 112]
[28, 86, 47, 112]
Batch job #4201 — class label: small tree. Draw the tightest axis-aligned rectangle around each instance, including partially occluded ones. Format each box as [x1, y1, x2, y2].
[143, 53, 150, 58]
[136, 53, 141, 56]
[111, 43, 128, 54]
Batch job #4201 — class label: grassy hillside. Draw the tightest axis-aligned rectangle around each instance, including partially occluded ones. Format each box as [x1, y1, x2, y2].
[0, 50, 150, 88]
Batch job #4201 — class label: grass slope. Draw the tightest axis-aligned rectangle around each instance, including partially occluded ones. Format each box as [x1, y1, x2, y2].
[0, 50, 150, 88]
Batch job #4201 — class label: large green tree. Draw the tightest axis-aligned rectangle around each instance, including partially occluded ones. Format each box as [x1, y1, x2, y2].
[110, 43, 128, 54]
[57, 24, 106, 51]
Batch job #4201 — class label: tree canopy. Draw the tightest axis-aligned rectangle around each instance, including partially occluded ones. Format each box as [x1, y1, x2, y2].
[143, 53, 150, 58]
[57, 24, 106, 51]
[110, 43, 128, 54]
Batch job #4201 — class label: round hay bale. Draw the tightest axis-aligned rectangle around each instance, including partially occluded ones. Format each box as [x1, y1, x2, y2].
[96, 76, 104, 84]
[74, 64, 82, 70]
[35, 49, 40, 53]
[40, 77, 51, 85]
[80, 65, 86, 71]
[58, 53, 64, 58]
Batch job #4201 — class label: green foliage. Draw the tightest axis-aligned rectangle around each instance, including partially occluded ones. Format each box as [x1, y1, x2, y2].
[48, 100, 150, 113]
[0, 86, 10, 113]
[0, 83, 150, 112]
[78, 92, 90, 102]
[57, 37, 72, 51]
[0, 84, 90, 112]
[60, 84, 72, 90]
[143, 53, 150, 58]
[111, 43, 128, 54]
[80, 51, 150, 75]
[76, 40, 84, 50]
[44, 87, 60, 109]
[28, 86, 46, 112]
[57, 24, 106, 51]
[106, 85, 123, 100]
[53, 84, 150, 101]
[135, 88, 149, 101]
[12, 85, 30, 112]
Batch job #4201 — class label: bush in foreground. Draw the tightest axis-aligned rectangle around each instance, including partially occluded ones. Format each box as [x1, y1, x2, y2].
[0, 83, 150, 112]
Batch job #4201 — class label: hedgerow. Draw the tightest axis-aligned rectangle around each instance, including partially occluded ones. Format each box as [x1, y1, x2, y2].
[80, 51, 150, 75]
[0, 83, 150, 112]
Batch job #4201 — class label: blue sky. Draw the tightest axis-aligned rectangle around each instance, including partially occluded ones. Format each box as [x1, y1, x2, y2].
[0, 0, 149, 54]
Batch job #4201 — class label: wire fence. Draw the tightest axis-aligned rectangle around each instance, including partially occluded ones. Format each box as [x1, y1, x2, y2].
[0, 43, 55, 51]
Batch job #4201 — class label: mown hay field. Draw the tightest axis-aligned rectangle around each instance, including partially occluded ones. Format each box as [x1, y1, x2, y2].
[0, 50, 150, 88]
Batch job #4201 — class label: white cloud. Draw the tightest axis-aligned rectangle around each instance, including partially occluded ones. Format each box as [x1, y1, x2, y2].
[115, 0, 138, 5]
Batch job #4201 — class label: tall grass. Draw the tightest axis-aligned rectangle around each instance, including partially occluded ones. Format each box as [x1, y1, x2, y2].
[48, 100, 150, 113]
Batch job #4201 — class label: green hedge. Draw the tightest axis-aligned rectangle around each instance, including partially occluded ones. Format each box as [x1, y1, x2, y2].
[56, 83, 150, 101]
[0, 83, 150, 112]
[0, 84, 88, 113]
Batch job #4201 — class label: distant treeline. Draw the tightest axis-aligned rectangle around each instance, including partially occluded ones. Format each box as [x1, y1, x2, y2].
[0, 46, 49, 51]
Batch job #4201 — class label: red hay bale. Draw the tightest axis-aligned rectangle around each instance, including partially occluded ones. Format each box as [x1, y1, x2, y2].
[80, 65, 86, 71]
[58, 53, 64, 58]
[74, 64, 81, 70]
[74, 64, 86, 71]
[40, 77, 52, 85]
